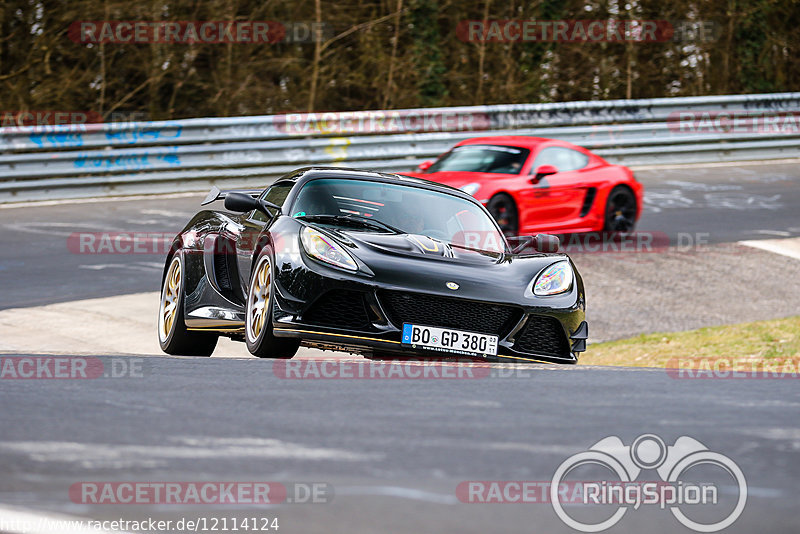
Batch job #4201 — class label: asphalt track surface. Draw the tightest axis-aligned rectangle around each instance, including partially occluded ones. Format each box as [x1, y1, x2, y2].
[1, 357, 798, 533]
[1, 161, 800, 533]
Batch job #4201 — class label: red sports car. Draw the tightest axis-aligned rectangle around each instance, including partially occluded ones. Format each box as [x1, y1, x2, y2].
[404, 136, 644, 236]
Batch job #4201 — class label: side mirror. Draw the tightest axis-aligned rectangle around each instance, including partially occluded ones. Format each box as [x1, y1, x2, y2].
[224, 193, 281, 218]
[224, 192, 259, 212]
[530, 164, 558, 184]
[418, 160, 434, 172]
[533, 233, 560, 253]
[510, 233, 560, 254]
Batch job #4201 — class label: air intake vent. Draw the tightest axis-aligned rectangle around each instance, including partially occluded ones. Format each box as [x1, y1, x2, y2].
[580, 187, 597, 217]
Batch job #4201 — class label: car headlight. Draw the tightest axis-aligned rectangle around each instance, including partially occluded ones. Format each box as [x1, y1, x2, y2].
[532, 260, 574, 296]
[460, 183, 480, 196]
[300, 227, 358, 271]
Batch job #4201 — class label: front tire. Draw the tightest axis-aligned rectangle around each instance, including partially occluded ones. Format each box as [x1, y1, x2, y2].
[158, 254, 218, 356]
[487, 193, 519, 237]
[245, 252, 300, 359]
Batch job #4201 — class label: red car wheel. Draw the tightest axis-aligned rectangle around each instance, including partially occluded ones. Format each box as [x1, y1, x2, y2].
[603, 186, 638, 234]
[487, 194, 519, 237]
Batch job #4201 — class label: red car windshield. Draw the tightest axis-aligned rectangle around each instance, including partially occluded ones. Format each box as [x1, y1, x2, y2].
[427, 145, 530, 174]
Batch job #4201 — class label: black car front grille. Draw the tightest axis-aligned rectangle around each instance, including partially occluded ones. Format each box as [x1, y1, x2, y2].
[302, 290, 372, 330]
[513, 315, 571, 358]
[379, 290, 520, 336]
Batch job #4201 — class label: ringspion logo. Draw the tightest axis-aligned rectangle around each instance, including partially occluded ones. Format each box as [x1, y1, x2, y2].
[550, 434, 746, 532]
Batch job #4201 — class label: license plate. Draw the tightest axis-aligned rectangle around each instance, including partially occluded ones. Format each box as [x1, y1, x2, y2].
[401, 323, 498, 357]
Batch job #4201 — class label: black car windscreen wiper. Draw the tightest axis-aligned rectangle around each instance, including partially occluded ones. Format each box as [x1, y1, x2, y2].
[296, 214, 403, 234]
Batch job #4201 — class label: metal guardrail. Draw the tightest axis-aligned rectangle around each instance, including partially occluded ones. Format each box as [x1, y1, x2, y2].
[1, 92, 799, 202]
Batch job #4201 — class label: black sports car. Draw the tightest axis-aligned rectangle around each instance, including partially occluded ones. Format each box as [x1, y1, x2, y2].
[158, 167, 588, 363]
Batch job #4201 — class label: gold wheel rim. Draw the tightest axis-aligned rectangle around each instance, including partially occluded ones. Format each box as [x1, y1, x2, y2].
[247, 257, 271, 342]
[159, 256, 181, 342]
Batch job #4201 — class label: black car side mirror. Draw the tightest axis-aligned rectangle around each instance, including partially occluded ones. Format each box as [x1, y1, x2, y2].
[511, 233, 561, 254]
[224, 192, 281, 218]
[530, 164, 558, 184]
[533, 233, 560, 253]
[224, 192, 258, 212]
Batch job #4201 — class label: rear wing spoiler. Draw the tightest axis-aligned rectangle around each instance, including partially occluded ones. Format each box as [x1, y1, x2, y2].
[201, 186, 262, 206]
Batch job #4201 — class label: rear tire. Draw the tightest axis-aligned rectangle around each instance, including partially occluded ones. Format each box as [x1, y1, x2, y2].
[487, 193, 519, 237]
[245, 252, 300, 359]
[158, 254, 218, 356]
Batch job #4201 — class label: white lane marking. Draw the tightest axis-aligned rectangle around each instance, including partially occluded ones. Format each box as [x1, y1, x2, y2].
[631, 157, 800, 171]
[755, 229, 792, 237]
[645, 191, 783, 212]
[139, 209, 189, 217]
[703, 193, 782, 210]
[2, 221, 127, 237]
[0, 438, 382, 469]
[0, 192, 204, 209]
[739, 237, 800, 261]
[335, 486, 460, 504]
[0, 505, 134, 534]
[123, 218, 165, 225]
[79, 262, 162, 272]
[643, 190, 694, 212]
[664, 180, 743, 192]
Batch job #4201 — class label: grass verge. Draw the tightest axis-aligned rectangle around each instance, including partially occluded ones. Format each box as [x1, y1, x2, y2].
[582, 315, 800, 370]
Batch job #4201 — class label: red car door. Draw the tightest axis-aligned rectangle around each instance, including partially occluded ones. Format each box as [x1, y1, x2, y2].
[516, 146, 592, 233]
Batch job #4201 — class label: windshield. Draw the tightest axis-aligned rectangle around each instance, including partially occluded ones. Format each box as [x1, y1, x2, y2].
[291, 178, 507, 253]
[427, 145, 530, 174]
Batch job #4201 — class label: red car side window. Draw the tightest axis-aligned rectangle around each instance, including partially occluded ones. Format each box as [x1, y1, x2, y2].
[533, 147, 589, 172]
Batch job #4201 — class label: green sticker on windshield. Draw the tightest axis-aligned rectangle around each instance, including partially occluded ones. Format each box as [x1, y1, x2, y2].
[293, 211, 306, 217]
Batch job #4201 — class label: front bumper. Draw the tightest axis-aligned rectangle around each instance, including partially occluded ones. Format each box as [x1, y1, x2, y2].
[271, 269, 587, 364]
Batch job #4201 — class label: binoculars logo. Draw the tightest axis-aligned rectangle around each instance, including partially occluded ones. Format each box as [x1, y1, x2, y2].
[550, 434, 747, 532]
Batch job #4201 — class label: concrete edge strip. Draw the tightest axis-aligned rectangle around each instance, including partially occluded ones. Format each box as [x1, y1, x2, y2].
[0, 505, 134, 534]
[739, 237, 800, 261]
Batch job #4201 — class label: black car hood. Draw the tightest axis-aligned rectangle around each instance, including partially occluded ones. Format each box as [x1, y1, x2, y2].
[271, 217, 581, 310]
